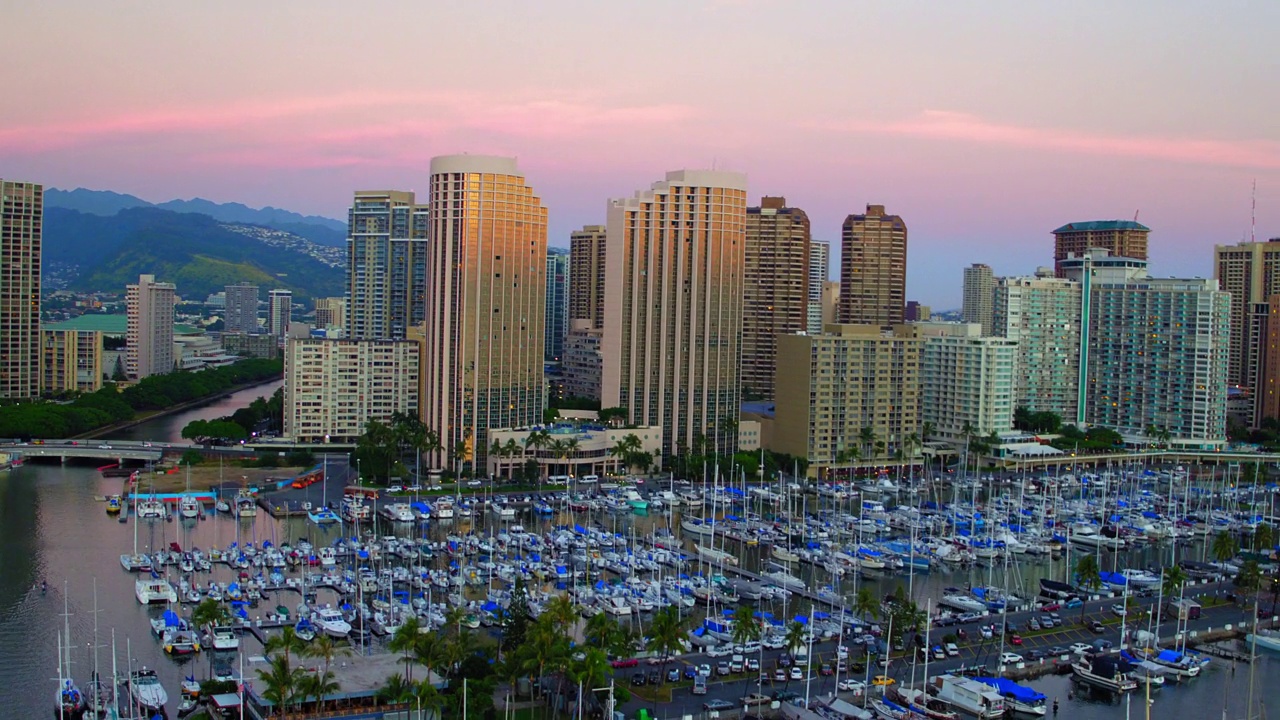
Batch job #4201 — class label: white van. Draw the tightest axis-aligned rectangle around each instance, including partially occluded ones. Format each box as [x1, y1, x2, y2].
[579, 474, 599, 484]
[548, 475, 571, 485]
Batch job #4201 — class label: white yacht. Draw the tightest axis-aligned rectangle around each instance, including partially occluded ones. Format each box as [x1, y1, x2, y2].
[696, 544, 739, 566]
[130, 668, 169, 714]
[940, 595, 988, 614]
[317, 547, 337, 567]
[489, 503, 516, 521]
[135, 577, 178, 605]
[381, 503, 415, 523]
[136, 499, 166, 519]
[313, 607, 352, 638]
[119, 553, 152, 572]
[433, 500, 455, 520]
[209, 626, 239, 651]
[178, 495, 201, 519]
[234, 489, 257, 518]
[930, 674, 1006, 719]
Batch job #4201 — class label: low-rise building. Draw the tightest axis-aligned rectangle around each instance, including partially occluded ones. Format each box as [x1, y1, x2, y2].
[220, 332, 279, 359]
[485, 422, 662, 480]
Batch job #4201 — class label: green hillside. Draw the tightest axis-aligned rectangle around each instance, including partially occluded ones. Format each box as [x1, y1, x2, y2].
[48, 207, 344, 301]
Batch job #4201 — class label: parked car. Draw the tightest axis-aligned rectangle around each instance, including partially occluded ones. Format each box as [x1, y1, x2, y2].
[707, 644, 733, 658]
[1009, 634, 1023, 646]
[692, 675, 708, 695]
[790, 666, 804, 681]
[1112, 603, 1128, 617]
[702, 699, 734, 711]
[1070, 642, 1093, 655]
[647, 670, 661, 685]
[1047, 645, 1069, 657]
[666, 666, 680, 682]
[872, 675, 895, 687]
[777, 653, 793, 668]
[1000, 652, 1023, 664]
[838, 678, 866, 693]
[820, 663, 834, 676]
[945, 643, 959, 657]
[610, 658, 639, 669]
[631, 672, 646, 686]
[932, 646, 947, 660]
[716, 661, 731, 676]
[742, 693, 772, 707]
[774, 667, 787, 682]
[1089, 620, 1106, 634]
[1027, 618, 1041, 631]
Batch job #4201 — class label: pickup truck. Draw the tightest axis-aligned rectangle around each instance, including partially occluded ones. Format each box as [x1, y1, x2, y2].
[742, 693, 772, 707]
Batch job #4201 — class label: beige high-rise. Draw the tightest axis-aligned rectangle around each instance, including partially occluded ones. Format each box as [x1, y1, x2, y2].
[345, 190, 428, 340]
[126, 274, 175, 379]
[602, 170, 748, 457]
[962, 263, 995, 336]
[283, 337, 420, 442]
[314, 297, 346, 330]
[743, 197, 810, 400]
[422, 155, 548, 469]
[42, 329, 102, 393]
[773, 324, 921, 476]
[1214, 239, 1280, 392]
[0, 180, 42, 399]
[569, 225, 607, 328]
[839, 204, 907, 326]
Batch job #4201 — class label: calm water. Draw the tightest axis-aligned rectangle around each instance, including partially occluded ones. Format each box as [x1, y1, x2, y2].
[2, 389, 1276, 718]
[104, 379, 283, 443]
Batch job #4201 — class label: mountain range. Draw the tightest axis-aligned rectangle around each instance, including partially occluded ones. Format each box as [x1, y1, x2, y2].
[44, 206, 345, 302]
[45, 187, 347, 247]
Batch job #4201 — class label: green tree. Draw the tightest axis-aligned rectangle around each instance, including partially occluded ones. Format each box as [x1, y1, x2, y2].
[1253, 523, 1274, 553]
[859, 426, 877, 460]
[584, 611, 621, 651]
[854, 586, 880, 623]
[264, 624, 308, 668]
[783, 621, 807, 689]
[256, 654, 306, 718]
[1075, 554, 1102, 621]
[502, 576, 535, 654]
[389, 616, 424, 683]
[648, 606, 687, 685]
[377, 672, 414, 706]
[303, 635, 349, 712]
[1213, 530, 1240, 591]
[351, 418, 398, 482]
[1236, 559, 1263, 594]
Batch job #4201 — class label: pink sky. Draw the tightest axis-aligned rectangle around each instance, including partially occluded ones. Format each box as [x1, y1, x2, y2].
[2, 1, 1276, 307]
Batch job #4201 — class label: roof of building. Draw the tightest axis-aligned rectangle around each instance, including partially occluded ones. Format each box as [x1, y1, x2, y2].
[1053, 220, 1150, 233]
[44, 314, 128, 334]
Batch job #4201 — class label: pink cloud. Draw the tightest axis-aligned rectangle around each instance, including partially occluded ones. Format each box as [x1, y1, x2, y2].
[817, 110, 1280, 170]
[0, 91, 695, 157]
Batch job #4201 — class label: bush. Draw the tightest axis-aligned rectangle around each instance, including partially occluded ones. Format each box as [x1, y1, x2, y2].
[180, 449, 204, 466]
[285, 450, 315, 467]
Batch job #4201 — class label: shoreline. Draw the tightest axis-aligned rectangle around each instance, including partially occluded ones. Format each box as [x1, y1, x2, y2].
[73, 376, 282, 441]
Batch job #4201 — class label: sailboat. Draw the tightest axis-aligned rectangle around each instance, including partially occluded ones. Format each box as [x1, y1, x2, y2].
[85, 579, 115, 717]
[119, 494, 151, 572]
[178, 466, 200, 519]
[55, 585, 89, 719]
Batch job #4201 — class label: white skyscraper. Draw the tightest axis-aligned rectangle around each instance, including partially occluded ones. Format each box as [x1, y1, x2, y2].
[268, 289, 292, 339]
[126, 274, 175, 379]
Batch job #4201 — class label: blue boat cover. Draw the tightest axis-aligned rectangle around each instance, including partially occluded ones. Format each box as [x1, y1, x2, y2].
[162, 609, 181, 627]
[974, 677, 1045, 702]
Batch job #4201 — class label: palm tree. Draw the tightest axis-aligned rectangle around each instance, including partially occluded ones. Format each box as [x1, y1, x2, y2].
[376, 672, 414, 707]
[1236, 559, 1263, 595]
[257, 654, 306, 718]
[524, 429, 552, 476]
[783, 621, 806, 689]
[859, 427, 877, 461]
[1212, 530, 1239, 590]
[543, 593, 577, 631]
[854, 587, 880, 623]
[413, 630, 445, 687]
[302, 635, 350, 712]
[1253, 523, 1274, 553]
[191, 597, 231, 631]
[567, 646, 611, 708]
[1075, 554, 1102, 621]
[264, 625, 308, 668]
[388, 615, 423, 683]
[301, 669, 340, 713]
[648, 606, 687, 685]
[443, 605, 468, 638]
[413, 678, 446, 719]
[522, 616, 569, 711]
[584, 611, 620, 649]
[610, 433, 643, 475]
[731, 605, 761, 648]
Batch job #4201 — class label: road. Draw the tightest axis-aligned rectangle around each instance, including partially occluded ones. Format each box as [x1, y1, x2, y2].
[617, 577, 1272, 718]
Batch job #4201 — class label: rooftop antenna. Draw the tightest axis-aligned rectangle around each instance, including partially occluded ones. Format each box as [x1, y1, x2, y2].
[1251, 178, 1257, 243]
[1133, 210, 1140, 223]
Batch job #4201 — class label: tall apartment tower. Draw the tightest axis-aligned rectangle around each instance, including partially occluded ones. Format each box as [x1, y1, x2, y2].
[807, 241, 830, 334]
[961, 263, 996, 335]
[1258, 294, 1280, 424]
[0, 179, 42, 399]
[839, 204, 907, 327]
[1213, 239, 1280, 392]
[568, 225, 607, 328]
[602, 170, 749, 457]
[268, 289, 292, 339]
[126, 274, 176, 379]
[743, 197, 810, 400]
[1053, 220, 1149, 277]
[422, 155, 548, 469]
[224, 283, 259, 334]
[545, 248, 569, 362]
[994, 272, 1083, 422]
[345, 190, 428, 340]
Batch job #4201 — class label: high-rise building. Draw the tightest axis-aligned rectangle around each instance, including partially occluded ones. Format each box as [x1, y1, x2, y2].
[1213, 239, 1280, 393]
[839, 204, 907, 326]
[917, 322, 1017, 440]
[314, 297, 346, 330]
[994, 272, 1083, 421]
[345, 190, 428, 340]
[568, 225, 607, 328]
[283, 337, 420, 442]
[822, 281, 840, 325]
[961, 263, 995, 335]
[422, 155, 548, 469]
[808, 241, 830, 334]
[1052, 220, 1149, 277]
[1257, 294, 1280, 424]
[1062, 251, 1229, 446]
[743, 196, 810, 400]
[0, 179, 42, 399]
[773, 324, 921, 476]
[223, 283, 259, 334]
[545, 248, 569, 362]
[562, 319, 602, 402]
[267, 289, 292, 339]
[602, 170, 748, 457]
[41, 329, 102, 393]
[126, 274, 176, 379]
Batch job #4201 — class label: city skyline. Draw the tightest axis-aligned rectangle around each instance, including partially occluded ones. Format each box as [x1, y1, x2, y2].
[1, 2, 1275, 306]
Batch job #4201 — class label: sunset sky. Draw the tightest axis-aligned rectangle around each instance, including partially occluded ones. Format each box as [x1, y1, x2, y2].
[3, 1, 1276, 306]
